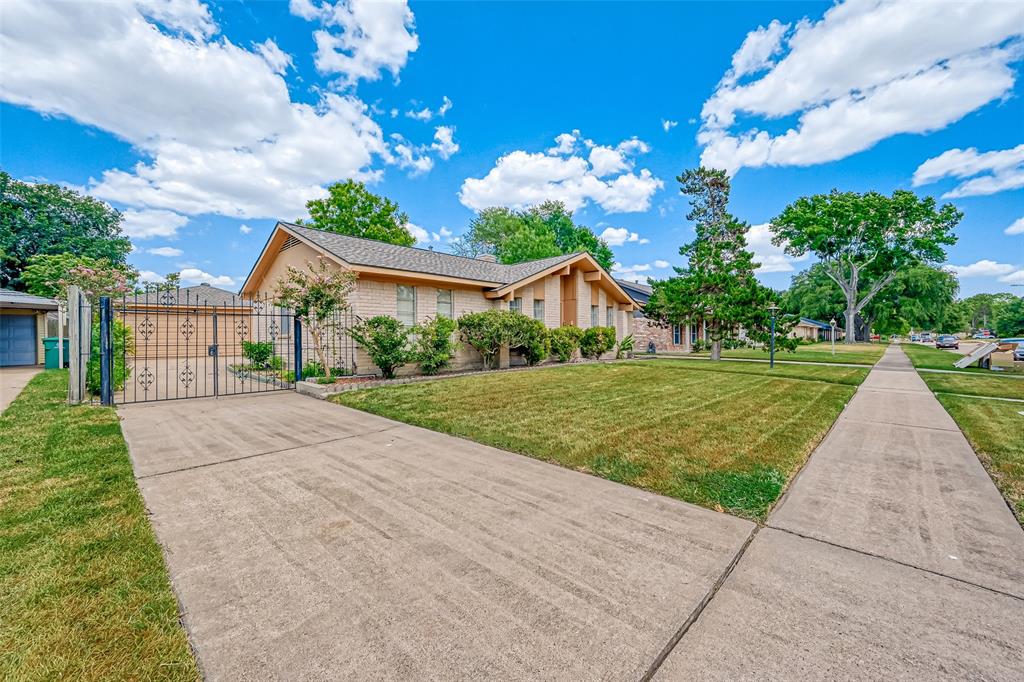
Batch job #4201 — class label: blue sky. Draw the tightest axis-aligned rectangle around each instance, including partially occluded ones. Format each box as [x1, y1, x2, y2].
[2, 0, 1022, 296]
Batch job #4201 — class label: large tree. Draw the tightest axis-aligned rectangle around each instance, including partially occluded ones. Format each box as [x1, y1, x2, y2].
[452, 201, 614, 270]
[0, 170, 132, 290]
[645, 168, 780, 361]
[299, 180, 414, 246]
[994, 297, 1024, 337]
[957, 292, 1017, 332]
[21, 253, 138, 300]
[771, 189, 960, 344]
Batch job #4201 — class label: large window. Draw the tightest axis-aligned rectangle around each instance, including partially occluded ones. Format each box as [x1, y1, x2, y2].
[397, 285, 416, 327]
[673, 324, 682, 345]
[509, 297, 522, 314]
[606, 306, 614, 327]
[533, 299, 545, 320]
[436, 289, 453, 318]
[590, 305, 599, 327]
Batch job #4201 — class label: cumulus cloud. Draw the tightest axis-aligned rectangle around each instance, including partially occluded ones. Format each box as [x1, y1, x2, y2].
[308, 0, 419, 86]
[913, 144, 1024, 198]
[137, 270, 166, 284]
[1000, 270, 1024, 285]
[460, 131, 663, 213]
[698, 1, 1024, 174]
[1005, 217, 1024, 236]
[405, 95, 452, 121]
[661, 119, 678, 133]
[255, 39, 293, 75]
[121, 209, 189, 239]
[745, 223, 809, 273]
[431, 126, 459, 159]
[945, 259, 1016, 277]
[179, 268, 235, 286]
[599, 227, 648, 246]
[611, 262, 653, 283]
[146, 246, 184, 257]
[653, 260, 670, 268]
[239, 224, 253, 234]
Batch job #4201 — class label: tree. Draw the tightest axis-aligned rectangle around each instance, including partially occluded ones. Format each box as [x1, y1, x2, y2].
[452, 201, 614, 270]
[347, 316, 414, 379]
[957, 293, 1016, 332]
[771, 189, 960, 344]
[299, 180, 414, 246]
[21, 253, 138, 301]
[0, 170, 132, 289]
[994, 298, 1024, 337]
[645, 168, 779, 361]
[274, 257, 356, 381]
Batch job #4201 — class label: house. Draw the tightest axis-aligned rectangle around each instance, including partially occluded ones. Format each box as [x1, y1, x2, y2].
[241, 222, 636, 374]
[790, 317, 837, 342]
[615, 279, 706, 353]
[0, 289, 59, 366]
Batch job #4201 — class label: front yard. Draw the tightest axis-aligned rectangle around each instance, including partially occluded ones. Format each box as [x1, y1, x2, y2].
[0, 371, 197, 680]
[689, 341, 884, 365]
[334, 359, 866, 520]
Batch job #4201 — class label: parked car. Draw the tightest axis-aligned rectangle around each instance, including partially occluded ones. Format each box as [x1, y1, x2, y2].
[921, 332, 932, 342]
[1014, 346, 1024, 362]
[973, 330, 994, 339]
[935, 334, 959, 349]
[910, 334, 921, 342]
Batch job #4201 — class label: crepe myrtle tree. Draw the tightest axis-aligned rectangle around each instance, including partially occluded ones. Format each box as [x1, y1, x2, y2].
[274, 257, 356, 381]
[770, 189, 960, 344]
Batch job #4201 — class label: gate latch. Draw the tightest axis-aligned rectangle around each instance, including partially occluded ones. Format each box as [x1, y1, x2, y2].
[208, 344, 218, 357]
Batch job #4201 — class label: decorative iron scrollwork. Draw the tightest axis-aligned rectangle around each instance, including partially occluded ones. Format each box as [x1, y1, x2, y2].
[138, 367, 154, 391]
[158, 290, 176, 305]
[138, 317, 155, 340]
[235, 319, 249, 338]
[268, 320, 279, 341]
[180, 317, 195, 340]
[179, 364, 195, 388]
[252, 299, 265, 313]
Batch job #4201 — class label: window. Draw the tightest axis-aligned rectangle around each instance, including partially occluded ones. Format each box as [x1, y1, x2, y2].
[607, 306, 614, 327]
[673, 324, 682, 345]
[397, 285, 416, 326]
[533, 299, 545, 320]
[690, 325, 697, 344]
[590, 305, 599, 327]
[509, 297, 522, 314]
[436, 289, 453, 318]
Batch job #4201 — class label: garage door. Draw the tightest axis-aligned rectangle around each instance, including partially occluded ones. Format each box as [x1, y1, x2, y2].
[0, 314, 37, 366]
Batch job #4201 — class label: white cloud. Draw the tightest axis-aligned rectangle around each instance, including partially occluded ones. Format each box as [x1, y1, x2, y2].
[0, 1, 410, 221]
[179, 268, 235, 286]
[699, 1, 1024, 174]
[600, 227, 646, 246]
[588, 146, 629, 177]
[913, 144, 1024, 198]
[289, 0, 325, 21]
[461, 132, 663, 213]
[1005, 217, 1024, 236]
[431, 125, 459, 159]
[945, 259, 1016, 277]
[146, 246, 184, 257]
[654, 260, 670, 268]
[661, 119, 678, 133]
[255, 39, 293, 75]
[310, 0, 419, 86]
[138, 270, 165, 283]
[239, 224, 253, 234]
[406, 222, 436, 244]
[1000, 269, 1024, 285]
[746, 223, 809, 273]
[611, 261, 653, 283]
[389, 134, 434, 176]
[405, 95, 452, 122]
[121, 209, 189, 239]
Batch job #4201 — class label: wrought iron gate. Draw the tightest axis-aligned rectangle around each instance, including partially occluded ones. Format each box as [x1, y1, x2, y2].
[107, 289, 297, 404]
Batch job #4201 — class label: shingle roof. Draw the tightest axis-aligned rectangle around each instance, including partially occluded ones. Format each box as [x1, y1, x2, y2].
[282, 222, 579, 286]
[799, 317, 833, 329]
[615, 278, 652, 304]
[125, 284, 246, 307]
[0, 288, 59, 310]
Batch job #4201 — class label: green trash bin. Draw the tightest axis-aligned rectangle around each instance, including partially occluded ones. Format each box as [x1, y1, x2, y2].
[43, 337, 70, 369]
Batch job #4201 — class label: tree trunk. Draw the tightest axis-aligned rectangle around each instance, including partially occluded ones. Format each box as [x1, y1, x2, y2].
[710, 321, 722, 360]
[309, 323, 331, 380]
[844, 304, 857, 345]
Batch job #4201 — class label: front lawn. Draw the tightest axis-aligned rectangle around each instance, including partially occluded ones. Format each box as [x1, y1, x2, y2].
[901, 342, 986, 372]
[0, 371, 198, 680]
[689, 341, 884, 365]
[919, 371, 1024, 401]
[937, 395, 1024, 525]
[333, 360, 862, 520]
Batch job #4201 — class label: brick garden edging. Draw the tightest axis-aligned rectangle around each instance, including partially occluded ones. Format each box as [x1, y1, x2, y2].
[295, 356, 634, 400]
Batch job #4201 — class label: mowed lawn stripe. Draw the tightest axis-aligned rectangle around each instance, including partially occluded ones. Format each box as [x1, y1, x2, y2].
[334, 362, 861, 520]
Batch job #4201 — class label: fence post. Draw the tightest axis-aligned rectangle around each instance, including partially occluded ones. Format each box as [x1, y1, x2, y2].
[99, 296, 113, 406]
[67, 286, 81, 404]
[293, 314, 303, 382]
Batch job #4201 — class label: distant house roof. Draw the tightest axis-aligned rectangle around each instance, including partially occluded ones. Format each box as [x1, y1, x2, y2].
[799, 317, 833, 329]
[0, 288, 58, 311]
[615, 278, 652, 304]
[280, 222, 578, 286]
[125, 284, 245, 307]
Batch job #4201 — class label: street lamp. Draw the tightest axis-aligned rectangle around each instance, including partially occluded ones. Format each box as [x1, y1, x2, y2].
[830, 317, 837, 356]
[768, 303, 779, 369]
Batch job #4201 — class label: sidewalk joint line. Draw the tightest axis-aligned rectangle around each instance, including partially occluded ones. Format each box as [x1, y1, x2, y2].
[837, 416, 961, 433]
[638, 525, 760, 682]
[136, 426, 402, 480]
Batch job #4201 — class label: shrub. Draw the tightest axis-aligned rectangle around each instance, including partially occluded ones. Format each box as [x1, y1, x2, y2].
[580, 326, 616, 359]
[548, 325, 585, 362]
[86, 319, 134, 395]
[302, 361, 325, 378]
[268, 355, 285, 370]
[458, 309, 549, 368]
[616, 334, 634, 359]
[242, 340, 275, 368]
[414, 316, 458, 375]
[347, 315, 413, 379]
[518, 318, 549, 366]
[692, 339, 709, 353]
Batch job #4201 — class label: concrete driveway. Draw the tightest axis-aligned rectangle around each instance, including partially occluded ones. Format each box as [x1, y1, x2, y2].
[120, 392, 754, 680]
[1, 365, 42, 413]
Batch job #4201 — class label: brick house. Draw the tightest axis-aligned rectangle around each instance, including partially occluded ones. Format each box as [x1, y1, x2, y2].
[241, 222, 636, 375]
[615, 279, 705, 353]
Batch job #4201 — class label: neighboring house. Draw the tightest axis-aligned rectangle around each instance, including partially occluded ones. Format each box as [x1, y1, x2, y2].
[616, 279, 705, 353]
[241, 222, 636, 374]
[0, 289, 58, 366]
[790, 317, 837, 342]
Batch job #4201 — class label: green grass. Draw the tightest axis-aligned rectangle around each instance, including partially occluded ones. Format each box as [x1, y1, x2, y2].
[333, 360, 862, 520]
[689, 341, 885, 365]
[919, 371, 1024, 401]
[0, 371, 198, 681]
[649, 358, 869, 386]
[901, 342, 989, 373]
[937, 395, 1024, 525]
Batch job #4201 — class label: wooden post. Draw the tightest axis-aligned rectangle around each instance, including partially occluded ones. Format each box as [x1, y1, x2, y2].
[67, 286, 82, 403]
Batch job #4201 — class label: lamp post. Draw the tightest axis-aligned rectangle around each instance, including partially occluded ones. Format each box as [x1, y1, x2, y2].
[830, 318, 837, 356]
[768, 303, 779, 369]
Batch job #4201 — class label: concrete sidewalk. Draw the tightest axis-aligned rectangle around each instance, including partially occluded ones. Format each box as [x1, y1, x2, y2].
[1, 366, 42, 413]
[655, 345, 1024, 680]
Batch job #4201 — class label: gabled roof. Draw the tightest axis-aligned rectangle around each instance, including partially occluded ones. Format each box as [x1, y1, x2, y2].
[0, 288, 58, 310]
[615, 278, 652, 304]
[280, 222, 577, 285]
[125, 284, 246, 307]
